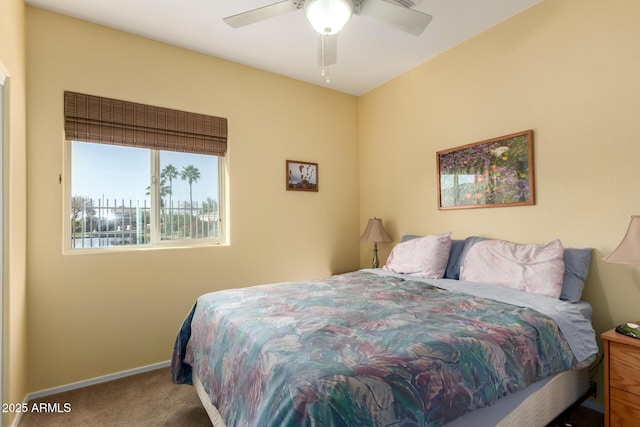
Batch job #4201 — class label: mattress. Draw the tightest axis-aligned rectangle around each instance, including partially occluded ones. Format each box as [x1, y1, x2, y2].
[193, 367, 590, 427]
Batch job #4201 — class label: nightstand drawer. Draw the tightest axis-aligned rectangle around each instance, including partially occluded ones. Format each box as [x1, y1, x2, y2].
[610, 341, 640, 394]
[610, 387, 640, 426]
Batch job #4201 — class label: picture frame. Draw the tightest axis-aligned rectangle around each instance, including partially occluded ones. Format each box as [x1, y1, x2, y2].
[437, 130, 534, 210]
[286, 160, 318, 192]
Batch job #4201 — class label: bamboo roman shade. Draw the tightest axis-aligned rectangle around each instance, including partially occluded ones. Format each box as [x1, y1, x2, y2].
[64, 91, 227, 156]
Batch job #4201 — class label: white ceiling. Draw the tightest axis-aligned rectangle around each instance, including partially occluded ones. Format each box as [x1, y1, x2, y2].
[26, 0, 542, 95]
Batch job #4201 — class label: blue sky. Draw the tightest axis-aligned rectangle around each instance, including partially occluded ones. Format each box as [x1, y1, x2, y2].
[71, 141, 218, 206]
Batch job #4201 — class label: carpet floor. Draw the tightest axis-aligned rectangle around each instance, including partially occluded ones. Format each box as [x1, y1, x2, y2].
[18, 366, 604, 426]
[19, 367, 211, 427]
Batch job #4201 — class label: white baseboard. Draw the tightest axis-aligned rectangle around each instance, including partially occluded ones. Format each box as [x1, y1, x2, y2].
[28, 360, 171, 400]
[10, 412, 23, 427]
[10, 360, 171, 427]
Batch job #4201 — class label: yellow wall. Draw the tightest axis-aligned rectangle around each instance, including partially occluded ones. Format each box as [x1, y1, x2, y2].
[26, 7, 360, 391]
[23, 0, 640, 409]
[0, 0, 28, 424]
[359, 0, 640, 405]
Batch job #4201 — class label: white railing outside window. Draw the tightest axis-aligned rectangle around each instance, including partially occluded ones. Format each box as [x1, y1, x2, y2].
[70, 198, 220, 249]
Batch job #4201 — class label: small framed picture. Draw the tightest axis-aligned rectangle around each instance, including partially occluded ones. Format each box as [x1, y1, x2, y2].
[286, 160, 318, 192]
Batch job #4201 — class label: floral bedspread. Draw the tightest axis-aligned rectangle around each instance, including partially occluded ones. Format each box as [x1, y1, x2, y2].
[172, 270, 579, 426]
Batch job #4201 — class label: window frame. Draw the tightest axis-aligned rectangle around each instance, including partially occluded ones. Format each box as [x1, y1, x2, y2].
[64, 141, 227, 253]
[63, 92, 228, 253]
[0, 68, 6, 414]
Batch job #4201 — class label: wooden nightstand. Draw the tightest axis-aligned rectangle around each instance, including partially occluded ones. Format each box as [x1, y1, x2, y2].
[602, 328, 640, 426]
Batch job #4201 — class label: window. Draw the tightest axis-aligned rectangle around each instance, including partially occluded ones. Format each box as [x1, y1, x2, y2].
[65, 92, 227, 250]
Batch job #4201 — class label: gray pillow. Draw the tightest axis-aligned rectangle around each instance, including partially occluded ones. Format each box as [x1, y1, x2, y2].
[560, 248, 592, 303]
[443, 239, 466, 279]
[449, 236, 487, 279]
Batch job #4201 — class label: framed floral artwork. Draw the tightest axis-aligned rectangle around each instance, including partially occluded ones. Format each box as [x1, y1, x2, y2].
[286, 160, 318, 192]
[437, 130, 534, 209]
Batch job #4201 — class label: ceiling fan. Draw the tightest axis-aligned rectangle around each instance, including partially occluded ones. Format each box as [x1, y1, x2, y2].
[223, 0, 432, 77]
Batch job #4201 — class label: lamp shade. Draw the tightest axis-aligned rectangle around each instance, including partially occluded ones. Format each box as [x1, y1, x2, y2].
[360, 218, 392, 243]
[603, 215, 640, 264]
[304, 0, 353, 35]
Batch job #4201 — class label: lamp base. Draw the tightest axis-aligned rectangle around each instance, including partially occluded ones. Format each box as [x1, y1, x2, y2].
[372, 242, 380, 269]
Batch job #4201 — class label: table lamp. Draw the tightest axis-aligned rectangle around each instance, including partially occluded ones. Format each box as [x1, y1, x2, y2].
[603, 215, 640, 338]
[360, 217, 392, 268]
[603, 215, 640, 264]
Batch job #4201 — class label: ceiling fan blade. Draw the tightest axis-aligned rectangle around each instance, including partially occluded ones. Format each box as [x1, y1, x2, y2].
[318, 34, 337, 67]
[358, 0, 432, 36]
[223, 1, 299, 28]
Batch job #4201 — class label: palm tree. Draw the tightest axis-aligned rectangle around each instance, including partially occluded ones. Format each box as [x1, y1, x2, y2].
[181, 165, 201, 236]
[162, 164, 178, 235]
[145, 178, 170, 201]
[145, 178, 171, 237]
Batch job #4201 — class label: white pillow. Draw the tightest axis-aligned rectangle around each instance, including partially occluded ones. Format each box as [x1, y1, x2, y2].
[383, 232, 452, 278]
[460, 239, 565, 298]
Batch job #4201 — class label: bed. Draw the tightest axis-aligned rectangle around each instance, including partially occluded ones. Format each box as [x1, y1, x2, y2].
[171, 234, 598, 426]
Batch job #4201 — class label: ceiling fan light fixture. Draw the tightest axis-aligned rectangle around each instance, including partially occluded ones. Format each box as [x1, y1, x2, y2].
[304, 0, 353, 35]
